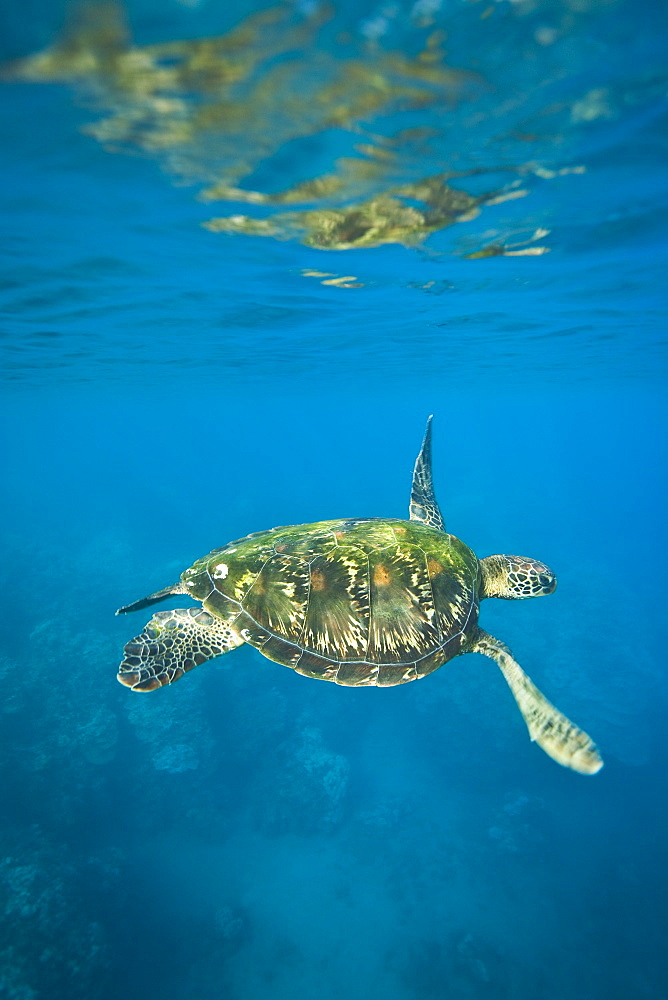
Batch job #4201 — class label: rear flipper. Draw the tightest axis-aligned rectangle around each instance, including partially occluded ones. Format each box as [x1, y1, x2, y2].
[117, 608, 244, 691]
[116, 582, 187, 616]
[470, 628, 603, 775]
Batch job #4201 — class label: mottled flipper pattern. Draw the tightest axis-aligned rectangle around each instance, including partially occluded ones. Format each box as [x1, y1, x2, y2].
[470, 628, 603, 774]
[117, 608, 243, 691]
[409, 415, 446, 532]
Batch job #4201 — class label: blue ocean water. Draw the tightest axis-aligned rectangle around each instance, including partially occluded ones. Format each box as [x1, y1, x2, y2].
[1, 0, 667, 997]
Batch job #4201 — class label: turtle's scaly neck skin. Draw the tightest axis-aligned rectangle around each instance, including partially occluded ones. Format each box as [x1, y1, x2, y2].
[479, 554, 557, 600]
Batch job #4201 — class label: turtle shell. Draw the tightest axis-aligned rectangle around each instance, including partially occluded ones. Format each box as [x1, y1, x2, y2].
[182, 518, 479, 687]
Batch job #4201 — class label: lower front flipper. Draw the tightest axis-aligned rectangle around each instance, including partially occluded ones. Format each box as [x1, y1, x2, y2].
[470, 628, 603, 775]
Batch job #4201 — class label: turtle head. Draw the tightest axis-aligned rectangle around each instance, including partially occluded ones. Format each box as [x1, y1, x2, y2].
[479, 554, 557, 600]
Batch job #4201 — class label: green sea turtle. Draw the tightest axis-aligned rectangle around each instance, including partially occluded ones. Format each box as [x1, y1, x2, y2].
[117, 418, 602, 775]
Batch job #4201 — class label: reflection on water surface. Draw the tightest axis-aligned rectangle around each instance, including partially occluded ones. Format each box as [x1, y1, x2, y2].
[7, 0, 615, 252]
[2, 0, 665, 387]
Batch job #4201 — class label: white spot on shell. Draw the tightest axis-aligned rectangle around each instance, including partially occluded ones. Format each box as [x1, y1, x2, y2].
[213, 563, 229, 580]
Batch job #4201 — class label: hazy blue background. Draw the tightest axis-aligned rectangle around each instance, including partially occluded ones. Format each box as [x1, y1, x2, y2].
[1, 1, 667, 998]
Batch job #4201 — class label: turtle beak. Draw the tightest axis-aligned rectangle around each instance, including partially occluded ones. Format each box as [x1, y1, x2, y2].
[539, 573, 557, 595]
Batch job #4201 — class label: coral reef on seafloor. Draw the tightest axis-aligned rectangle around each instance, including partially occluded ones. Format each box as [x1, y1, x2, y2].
[1, 519, 663, 998]
[249, 713, 350, 835]
[0, 828, 110, 999]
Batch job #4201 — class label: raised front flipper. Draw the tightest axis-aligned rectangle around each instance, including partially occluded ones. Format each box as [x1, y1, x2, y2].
[117, 608, 244, 692]
[470, 628, 603, 775]
[409, 415, 446, 531]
